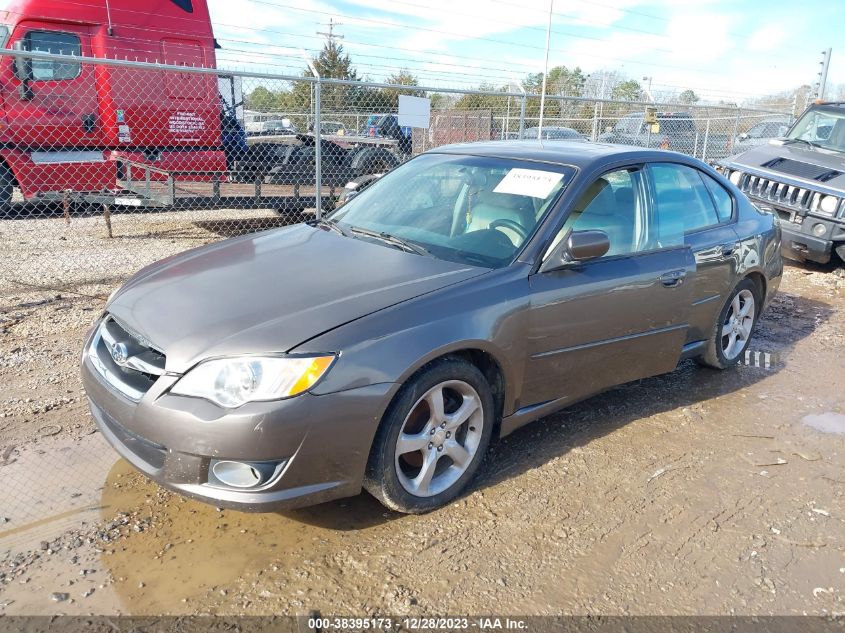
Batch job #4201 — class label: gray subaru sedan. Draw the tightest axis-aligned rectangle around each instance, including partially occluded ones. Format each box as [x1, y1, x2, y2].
[81, 141, 782, 514]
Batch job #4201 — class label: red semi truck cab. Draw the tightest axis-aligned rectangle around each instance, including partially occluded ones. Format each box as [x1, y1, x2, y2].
[0, 0, 226, 207]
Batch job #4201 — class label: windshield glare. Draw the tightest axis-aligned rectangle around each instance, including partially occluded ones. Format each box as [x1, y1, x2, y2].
[330, 154, 573, 268]
[787, 108, 845, 153]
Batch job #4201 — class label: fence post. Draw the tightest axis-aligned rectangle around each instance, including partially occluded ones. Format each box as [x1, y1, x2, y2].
[519, 93, 526, 139]
[732, 107, 741, 151]
[300, 49, 322, 218]
[314, 80, 322, 219]
[702, 119, 711, 162]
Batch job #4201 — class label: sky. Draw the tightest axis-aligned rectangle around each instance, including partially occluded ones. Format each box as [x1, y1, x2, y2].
[207, 0, 844, 106]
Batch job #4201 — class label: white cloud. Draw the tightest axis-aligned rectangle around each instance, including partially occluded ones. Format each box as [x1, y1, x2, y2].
[747, 25, 788, 52]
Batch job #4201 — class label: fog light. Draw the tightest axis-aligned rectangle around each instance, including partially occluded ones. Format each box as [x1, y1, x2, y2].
[812, 223, 827, 237]
[210, 459, 284, 489]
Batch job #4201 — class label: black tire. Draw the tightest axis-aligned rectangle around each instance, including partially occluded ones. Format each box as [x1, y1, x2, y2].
[696, 278, 760, 369]
[364, 357, 495, 514]
[0, 164, 13, 217]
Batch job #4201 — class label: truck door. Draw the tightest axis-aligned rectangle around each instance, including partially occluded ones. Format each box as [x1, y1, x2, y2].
[3, 23, 100, 149]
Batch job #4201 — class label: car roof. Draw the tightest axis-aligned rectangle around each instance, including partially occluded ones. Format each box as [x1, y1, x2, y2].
[429, 139, 695, 168]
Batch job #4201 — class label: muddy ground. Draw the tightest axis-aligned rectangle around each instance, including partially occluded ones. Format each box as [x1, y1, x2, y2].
[1, 210, 845, 616]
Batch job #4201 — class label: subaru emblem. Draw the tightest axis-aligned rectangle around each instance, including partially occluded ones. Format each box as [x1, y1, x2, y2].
[111, 342, 129, 365]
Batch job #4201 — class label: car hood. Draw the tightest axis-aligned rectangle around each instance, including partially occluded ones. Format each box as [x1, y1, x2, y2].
[727, 142, 845, 188]
[107, 224, 486, 373]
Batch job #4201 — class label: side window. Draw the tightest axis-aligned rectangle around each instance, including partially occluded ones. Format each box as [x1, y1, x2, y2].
[24, 31, 81, 81]
[559, 168, 646, 258]
[649, 163, 719, 242]
[700, 172, 734, 222]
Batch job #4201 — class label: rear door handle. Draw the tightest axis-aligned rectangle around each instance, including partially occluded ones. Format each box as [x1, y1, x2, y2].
[659, 270, 686, 287]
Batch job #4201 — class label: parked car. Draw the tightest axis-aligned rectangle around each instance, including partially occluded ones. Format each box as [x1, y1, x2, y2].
[717, 101, 845, 264]
[733, 117, 791, 151]
[244, 118, 297, 137]
[599, 111, 731, 158]
[82, 141, 782, 514]
[320, 121, 347, 136]
[522, 126, 586, 141]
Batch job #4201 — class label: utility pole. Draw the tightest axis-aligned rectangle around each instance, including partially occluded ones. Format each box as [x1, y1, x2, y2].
[815, 48, 832, 100]
[642, 76, 653, 102]
[317, 18, 344, 45]
[537, 0, 553, 140]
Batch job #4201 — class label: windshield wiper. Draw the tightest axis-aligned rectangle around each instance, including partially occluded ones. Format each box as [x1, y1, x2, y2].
[783, 138, 820, 150]
[312, 217, 349, 237]
[349, 226, 431, 256]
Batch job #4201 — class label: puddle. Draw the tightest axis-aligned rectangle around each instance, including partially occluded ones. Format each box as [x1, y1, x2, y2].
[0, 433, 116, 552]
[802, 412, 845, 435]
[98, 460, 403, 614]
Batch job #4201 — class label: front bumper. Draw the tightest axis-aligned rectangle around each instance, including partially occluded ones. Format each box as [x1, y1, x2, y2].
[745, 192, 845, 264]
[772, 211, 845, 264]
[81, 347, 395, 512]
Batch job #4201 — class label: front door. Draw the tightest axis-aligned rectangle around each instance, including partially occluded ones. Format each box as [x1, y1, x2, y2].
[4, 22, 100, 148]
[521, 166, 695, 409]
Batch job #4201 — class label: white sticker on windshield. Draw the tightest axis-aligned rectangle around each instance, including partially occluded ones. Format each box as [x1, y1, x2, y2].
[493, 168, 564, 198]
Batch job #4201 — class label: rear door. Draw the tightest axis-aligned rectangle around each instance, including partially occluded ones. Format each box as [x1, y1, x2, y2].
[645, 162, 740, 344]
[522, 165, 695, 408]
[3, 23, 100, 148]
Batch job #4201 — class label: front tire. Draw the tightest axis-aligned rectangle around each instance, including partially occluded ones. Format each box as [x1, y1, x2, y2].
[697, 278, 759, 369]
[364, 358, 495, 514]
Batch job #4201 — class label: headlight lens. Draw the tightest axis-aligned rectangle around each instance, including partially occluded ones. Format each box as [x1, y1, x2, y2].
[171, 355, 335, 408]
[819, 194, 839, 215]
[729, 170, 743, 185]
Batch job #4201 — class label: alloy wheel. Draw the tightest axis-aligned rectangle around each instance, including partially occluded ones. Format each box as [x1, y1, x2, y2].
[394, 380, 484, 498]
[721, 289, 755, 360]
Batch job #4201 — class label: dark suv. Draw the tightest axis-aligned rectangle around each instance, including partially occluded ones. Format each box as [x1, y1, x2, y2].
[600, 112, 731, 159]
[717, 102, 845, 264]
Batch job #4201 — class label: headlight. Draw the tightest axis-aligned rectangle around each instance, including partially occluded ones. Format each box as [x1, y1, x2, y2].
[729, 171, 742, 186]
[171, 355, 336, 408]
[819, 195, 839, 215]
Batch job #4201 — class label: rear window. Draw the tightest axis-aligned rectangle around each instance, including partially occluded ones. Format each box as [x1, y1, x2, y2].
[659, 118, 695, 135]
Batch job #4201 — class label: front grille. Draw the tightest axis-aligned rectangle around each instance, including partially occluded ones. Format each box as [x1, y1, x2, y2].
[87, 316, 166, 401]
[738, 174, 812, 212]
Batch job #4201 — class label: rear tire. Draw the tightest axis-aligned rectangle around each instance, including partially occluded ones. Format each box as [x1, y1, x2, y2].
[364, 358, 494, 514]
[696, 278, 759, 369]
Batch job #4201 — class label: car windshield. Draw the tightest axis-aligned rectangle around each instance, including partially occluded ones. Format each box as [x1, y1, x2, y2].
[787, 108, 845, 153]
[330, 153, 574, 268]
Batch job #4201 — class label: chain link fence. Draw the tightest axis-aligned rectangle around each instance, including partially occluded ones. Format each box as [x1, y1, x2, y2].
[0, 48, 793, 305]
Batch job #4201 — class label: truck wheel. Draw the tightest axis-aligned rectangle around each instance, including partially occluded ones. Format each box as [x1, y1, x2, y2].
[835, 243, 845, 264]
[0, 164, 13, 217]
[696, 278, 759, 370]
[351, 147, 400, 176]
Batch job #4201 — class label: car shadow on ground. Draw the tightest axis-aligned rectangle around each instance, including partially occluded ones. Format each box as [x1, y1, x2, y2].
[285, 289, 833, 530]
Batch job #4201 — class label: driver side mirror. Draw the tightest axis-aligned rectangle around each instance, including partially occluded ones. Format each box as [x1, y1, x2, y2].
[540, 229, 610, 272]
[12, 40, 34, 101]
[739, 132, 749, 140]
[12, 40, 32, 81]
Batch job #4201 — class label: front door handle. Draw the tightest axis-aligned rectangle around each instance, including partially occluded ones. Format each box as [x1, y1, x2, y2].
[659, 270, 686, 287]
